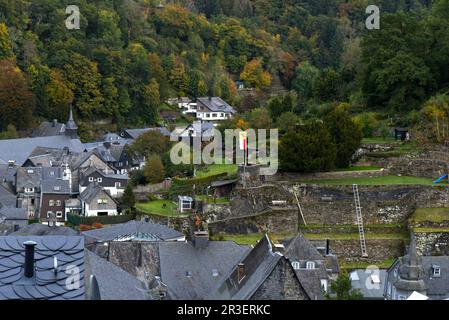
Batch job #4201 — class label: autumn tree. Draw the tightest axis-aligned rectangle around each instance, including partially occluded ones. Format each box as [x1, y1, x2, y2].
[248, 108, 272, 129]
[240, 59, 271, 89]
[0, 60, 35, 130]
[144, 154, 165, 184]
[0, 23, 14, 60]
[169, 56, 189, 95]
[131, 129, 170, 158]
[46, 69, 74, 121]
[63, 54, 104, 119]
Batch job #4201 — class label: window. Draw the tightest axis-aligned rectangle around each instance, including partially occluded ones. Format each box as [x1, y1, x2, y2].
[306, 261, 315, 269]
[56, 200, 61, 206]
[205, 113, 210, 118]
[212, 269, 219, 277]
[50, 171, 55, 176]
[46, 211, 53, 218]
[97, 198, 108, 204]
[394, 267, 398, 278]
[433, 265, 441, 277]
[212, 113, 217, 118]
[89, 177, 94, 182]
[49, 200, 55, 207]
[27, 169, 34, 174]
[221, 113, 225, 117]
[54, 186, 61, 191]
[321, 279, 328, 293]
[25, 187, 34, 193]
[56, 211, 63, 218]
[97, 177, 103, 183]
[291, 261, 300, 270]
[115, 182, 121, 188]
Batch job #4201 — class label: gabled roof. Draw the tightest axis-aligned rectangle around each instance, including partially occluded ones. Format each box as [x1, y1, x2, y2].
[158, 241, 249, 300]
[10, 224, 79, 236]
[197, 97, 236, 114]
[84, 250, 149, 300]
[30, 121, 65, 138]
[82, 220, 184, 242]
[79, 184, 115, 204]
[0, 236, 85, 300]
[71, 150, 114, 171]
[0, 136, 84, 166]
[422, 256, 449, 298]
[207, 235, 283, 300]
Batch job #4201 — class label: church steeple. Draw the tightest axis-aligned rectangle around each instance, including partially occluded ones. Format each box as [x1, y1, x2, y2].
[65, 105, 78, 139]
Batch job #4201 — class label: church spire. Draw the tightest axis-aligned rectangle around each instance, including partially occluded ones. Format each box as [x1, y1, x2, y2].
[65, 105, 78, 139]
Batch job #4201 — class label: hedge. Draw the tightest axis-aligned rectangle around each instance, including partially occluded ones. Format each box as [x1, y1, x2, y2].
[67, 213, 134, 226]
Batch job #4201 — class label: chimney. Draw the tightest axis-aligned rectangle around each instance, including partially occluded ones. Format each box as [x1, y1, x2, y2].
[48, 212, 57, 228]
[24, 241, 37, 278]
[237, 263, 246, 283]
[325, 239, 330, 256]
[193, 230, 209, 249]
[52, 119, 58, 127]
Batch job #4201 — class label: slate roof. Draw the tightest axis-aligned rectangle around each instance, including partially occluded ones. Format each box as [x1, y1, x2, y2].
[350, 269, 387, 299]
[283, 234, 329, 300]
[123, 127, 171, 140]
[197, 97, 236, 114]
[0, 185, 16, 208]
[0, 136, 84, 166]
[207, 235, 283, 300]
[30, 121, 65, 138]
[422, 256, 449, 299]
[0, 207, 27, 221]
[79, 184, 105, 203]
[41, 179, 71, 194]
[10, 224, 79, 236]
[0, 236, 85, 300]
[158, 241, 249, 300]
[84, 249, 149, 300]
[82, 220, 185, 242]
[0, 164, 17, 185]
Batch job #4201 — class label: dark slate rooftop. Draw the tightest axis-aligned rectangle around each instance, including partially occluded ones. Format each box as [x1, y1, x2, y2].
[283, 234, 329, 300]
[207, 235, 282, 300]
[123, 127, 171, 140]
[10, 224, 79, 236]
[41, 179, 71, 194]
[158, 241, 249, 300]
[0, 184, 16, 208]
[197, 97, 236, 114]
[0, 136, 84, 166]
[0, 236, 85, 300]
[84, 249, 149, 300]
[0, 207, 27, 221]
[350, 269, 387, 299]
[422, 256, 449, 299]
[30, 121, 65, 138]
[79, 184, 108, 203]
[82, 220, 185, 242]
[0, 164, 17, 185]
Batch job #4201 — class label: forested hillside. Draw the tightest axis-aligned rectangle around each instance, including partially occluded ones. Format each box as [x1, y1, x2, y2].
[0, 0, 448, 143]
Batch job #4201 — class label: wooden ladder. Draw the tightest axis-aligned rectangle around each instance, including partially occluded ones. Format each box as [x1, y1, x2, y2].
[352, 184, 368, 258]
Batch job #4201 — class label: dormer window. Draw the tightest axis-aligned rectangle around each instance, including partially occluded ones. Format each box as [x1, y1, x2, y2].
[97, 177, 103, 183]
[433, 265, 441, 277]
[306, 261, 316, 269]
[291, 261, 300, 270]
[50, 171, 55, 176]
[89, 177, 94, 182]
[212, 269, 219, 277]
[54, 186, 61, 191]
[24, 187, 34, 193]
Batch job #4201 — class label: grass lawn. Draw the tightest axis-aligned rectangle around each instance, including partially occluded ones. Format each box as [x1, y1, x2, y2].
[303, 233, 409, 240]
[409, 207, 449, 223]
[335, 166, 383, 172]
[301, 175, 435, 186]
[413, 227, 449, 233]
[340, 258, 396, 270]
[211, 233, 293, 245]
[362, 137, 397, 144]
[195, 164, 238, 178]
[136, 200, 183, 217]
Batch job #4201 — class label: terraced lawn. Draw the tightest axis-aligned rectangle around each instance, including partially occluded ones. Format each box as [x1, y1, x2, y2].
[211, 233, 293, 245]
[340, 258, 396, 270]
[409, 207, 449, 223]
[303, 233, 409, 240]
[136, 200, 184, 217]
[195, 164, 238, 178]
[301, 175, 435, 186]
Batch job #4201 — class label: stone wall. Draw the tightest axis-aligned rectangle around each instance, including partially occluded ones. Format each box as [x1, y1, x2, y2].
[414, 231, 449, 256]
[216, 183, 448, 229]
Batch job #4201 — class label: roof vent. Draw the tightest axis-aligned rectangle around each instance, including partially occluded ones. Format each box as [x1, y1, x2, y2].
[237, 263, 246, 283]
[23, 241, 37, 278]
